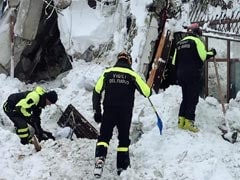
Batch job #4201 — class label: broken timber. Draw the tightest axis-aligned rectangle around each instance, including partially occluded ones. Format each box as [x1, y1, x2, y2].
[58, 104, 99, 139]
[147, 25, 174, 93]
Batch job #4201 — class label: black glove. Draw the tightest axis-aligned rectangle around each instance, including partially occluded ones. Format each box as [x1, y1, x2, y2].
[210, 48, 217, 56]
[94, 112, 102, 123]
[40, 131, 55, 141]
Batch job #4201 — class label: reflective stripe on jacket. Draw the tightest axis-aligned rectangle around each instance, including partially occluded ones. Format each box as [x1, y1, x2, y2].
[15, 86, 46, 117]
[172, 35, 214, 78]
[172, 36, 215, 65]
[93, 66, 151, 111]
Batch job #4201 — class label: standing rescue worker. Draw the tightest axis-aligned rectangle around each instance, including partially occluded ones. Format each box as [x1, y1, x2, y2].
[3, 86, 58, 144]
[93, 51, 151, 176]
[172, 23, 216, 132]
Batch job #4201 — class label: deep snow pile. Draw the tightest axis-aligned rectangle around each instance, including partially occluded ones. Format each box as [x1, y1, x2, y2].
[1, 60, 240, 180]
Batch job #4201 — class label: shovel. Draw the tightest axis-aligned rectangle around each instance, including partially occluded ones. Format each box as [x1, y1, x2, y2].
[213, 57, 237, 143]
[148, 98, 163, 135]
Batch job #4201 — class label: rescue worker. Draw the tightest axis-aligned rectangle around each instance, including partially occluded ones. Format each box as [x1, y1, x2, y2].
[92, 51, 152, 176]
[172, 23, 217, 132]
[3, 86, 58, 144]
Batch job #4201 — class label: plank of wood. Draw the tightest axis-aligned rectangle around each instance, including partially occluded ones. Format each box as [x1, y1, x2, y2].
[147, 28, 167, 88]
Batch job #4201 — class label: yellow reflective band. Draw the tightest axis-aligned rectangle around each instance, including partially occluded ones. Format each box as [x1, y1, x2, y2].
[182, 36, 207, 61]
[172, 49, 177, 65]
[95, 67, 151, 97]
[19, 133, 29, 138]
[17, 127, 29, 133]
[117, 147, 129, 152]
[95, 74, 105, 94]
[97, 142, 109, 147]
[35, 86, 45, 95]
[16, 91, 40, 117]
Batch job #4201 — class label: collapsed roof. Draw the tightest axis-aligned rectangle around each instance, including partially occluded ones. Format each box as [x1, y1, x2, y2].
[0, 0, 72, 82]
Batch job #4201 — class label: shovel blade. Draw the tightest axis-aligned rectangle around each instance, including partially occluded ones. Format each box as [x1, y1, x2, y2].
[157, 116, 163, 135]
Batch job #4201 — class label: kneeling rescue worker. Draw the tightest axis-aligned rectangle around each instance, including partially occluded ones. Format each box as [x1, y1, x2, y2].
[3, 86, 58, 144]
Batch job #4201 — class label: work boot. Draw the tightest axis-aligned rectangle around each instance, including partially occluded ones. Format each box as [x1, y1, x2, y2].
[178, 116, 185, 129]
[94, 143, 108, 178]
[183, 119, 199, 132]
[117, 151, 130, 175]
[94, 156, 105, 178]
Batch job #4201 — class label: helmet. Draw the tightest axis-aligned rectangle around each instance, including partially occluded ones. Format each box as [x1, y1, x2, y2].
[187, 23, 202, 36]
[117, 51, 132, 65]
[46, 91, 58, 104]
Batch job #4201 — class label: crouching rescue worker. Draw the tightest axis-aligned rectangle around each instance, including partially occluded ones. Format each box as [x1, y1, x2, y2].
[172, 23, 217, 132]
[3, 86, 58, 144]
[92, 51, 152, 177]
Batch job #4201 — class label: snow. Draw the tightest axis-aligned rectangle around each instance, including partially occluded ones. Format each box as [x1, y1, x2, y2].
[1, 0, 240, 180]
